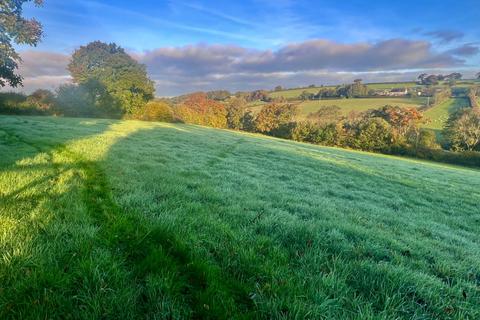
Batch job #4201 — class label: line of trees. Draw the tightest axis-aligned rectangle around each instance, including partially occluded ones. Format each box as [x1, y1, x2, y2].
[417, 73, 463, 86]
[2, 79, 479, 166]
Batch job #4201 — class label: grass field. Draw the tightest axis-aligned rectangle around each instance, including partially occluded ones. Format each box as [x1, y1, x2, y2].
[364, 82, 419, 90]
[297, 97, 426, 118]
[269, 87, 334, 99]
[422, 98, 470, 130]
[269, 82, 419, 100]
[1, 115, 480, 319]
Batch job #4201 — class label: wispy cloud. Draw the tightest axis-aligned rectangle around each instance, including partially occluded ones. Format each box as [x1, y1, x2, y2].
[447, 43, 480, 57]
[80, 0, 271, 44]
[424, 30, 464, 43]
[174, 1, 260, 28]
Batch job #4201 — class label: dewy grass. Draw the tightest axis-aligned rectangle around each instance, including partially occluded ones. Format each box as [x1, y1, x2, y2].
[1, 115, 480, 319]
[422, 98, 470, 130]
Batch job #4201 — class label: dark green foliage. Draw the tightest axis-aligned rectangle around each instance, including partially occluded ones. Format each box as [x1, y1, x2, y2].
[206, 90, 231, 101]
[68, 41, 155, 116]
[240, 110, 256, 132]
[0, 91, 53, 115]
[249, 90, 271, 102]
[315, 87, 339, 99]
[343, 117, 393, 152]
[337, 79, 371, 98]
[291, 121, 338, 145]
[0, 0, 43, 87]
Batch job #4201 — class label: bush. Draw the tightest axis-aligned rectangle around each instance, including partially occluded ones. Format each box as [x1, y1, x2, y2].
[135, 101, 174, 122]
[0, 92, 52, 115]
[255, 103, 297, 134]
[225, 97, 246, 130]
[443, 108, 480, 151]
[175, 92, 227, 128]
[418, 129, 440, 150]
[343, 117, 393, 152]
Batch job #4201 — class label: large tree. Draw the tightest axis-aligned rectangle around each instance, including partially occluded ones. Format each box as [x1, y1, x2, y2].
[67, 41, 155, 115]
[0, 0, 43, 87]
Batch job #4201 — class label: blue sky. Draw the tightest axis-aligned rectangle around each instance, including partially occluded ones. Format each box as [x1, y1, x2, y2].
[13, 0, 480, 95]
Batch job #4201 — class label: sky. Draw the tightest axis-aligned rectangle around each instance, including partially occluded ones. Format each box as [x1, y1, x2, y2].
[7, 0, 480, 96]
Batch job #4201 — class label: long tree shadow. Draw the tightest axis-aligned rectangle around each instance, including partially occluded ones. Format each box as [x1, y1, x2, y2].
[0, 116, 120, 319]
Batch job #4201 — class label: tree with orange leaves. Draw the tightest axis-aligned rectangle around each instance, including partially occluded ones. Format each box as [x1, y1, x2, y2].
[176, 92, 227, 128]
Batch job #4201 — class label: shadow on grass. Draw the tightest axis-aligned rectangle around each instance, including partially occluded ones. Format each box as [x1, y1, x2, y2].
[1, 116, 479, 319]
[1, 117, 255, 319]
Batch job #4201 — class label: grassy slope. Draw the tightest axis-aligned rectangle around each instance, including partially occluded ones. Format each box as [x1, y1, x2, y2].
[298, 97, 426, 118]
[422, 98, 469, 130]
[1, 116, 480, 319]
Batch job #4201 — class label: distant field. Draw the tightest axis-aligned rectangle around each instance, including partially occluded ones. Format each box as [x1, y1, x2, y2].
[269, 86, 334, 99]
[297, 97, 426, 118]
[270, 82, 420, 100]
[1, 115, 480, 319]
[422, 98, 469, 130]
[365, 82, 418, 90]
[450, 80, 478, 88]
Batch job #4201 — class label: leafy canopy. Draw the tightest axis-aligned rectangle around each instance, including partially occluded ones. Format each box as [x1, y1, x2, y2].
[67, 41, 155, 115]
[0, 0, 43, 87]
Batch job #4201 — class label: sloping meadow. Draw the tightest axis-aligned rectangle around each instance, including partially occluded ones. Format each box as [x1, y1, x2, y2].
[1, 115, 479, 319]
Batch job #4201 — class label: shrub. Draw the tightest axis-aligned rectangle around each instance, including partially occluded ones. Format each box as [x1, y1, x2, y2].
[344, 117, 393, 152]
[443, 108, 480, 151]
[255, 103, 297, 134]
[136, 101, 174, 122]
[0, 92, 51, 115]
[291, 122, 340, 146]
[225, 97, 246, 130]
[175, 92, 227, 128]
[26, 89, 55, 112]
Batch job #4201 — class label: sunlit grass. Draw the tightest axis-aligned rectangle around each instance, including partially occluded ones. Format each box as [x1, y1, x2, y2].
[1, 115, 479, 319]
[422, 98, 469, 130]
